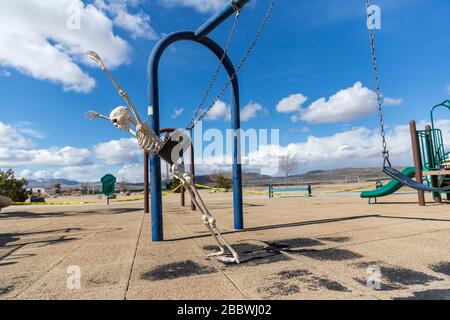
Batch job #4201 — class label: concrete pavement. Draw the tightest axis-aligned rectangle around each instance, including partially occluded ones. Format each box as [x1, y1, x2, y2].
[0, 191, 449, 300]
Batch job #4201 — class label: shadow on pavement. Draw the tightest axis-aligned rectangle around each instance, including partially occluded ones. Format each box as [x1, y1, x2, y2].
[0, 207, 142, 219]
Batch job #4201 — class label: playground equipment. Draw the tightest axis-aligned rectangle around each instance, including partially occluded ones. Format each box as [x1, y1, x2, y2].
[0, 195, 12, 212]
[269, 185, 312, 198]
[144, 0, 275, 244]
[361, 101, 450, 206]
[428, 100, 450, 172]
[409, 114, 450, 206]
[365, 0, 450, 194]
[360, 167, 415, 204]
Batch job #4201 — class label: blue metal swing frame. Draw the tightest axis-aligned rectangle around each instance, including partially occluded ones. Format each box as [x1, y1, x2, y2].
[146, 0, 250, 241]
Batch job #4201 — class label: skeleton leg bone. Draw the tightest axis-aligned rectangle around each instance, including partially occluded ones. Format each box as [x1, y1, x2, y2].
[171, 167, 240, 264]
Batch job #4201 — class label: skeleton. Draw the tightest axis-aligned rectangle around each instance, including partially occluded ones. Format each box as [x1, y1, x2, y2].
[85, 51, 240, 264]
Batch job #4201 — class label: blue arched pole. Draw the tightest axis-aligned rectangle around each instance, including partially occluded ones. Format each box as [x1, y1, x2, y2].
[146, 0, 249, 241]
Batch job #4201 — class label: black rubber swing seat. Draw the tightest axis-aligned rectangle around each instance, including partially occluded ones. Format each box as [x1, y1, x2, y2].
[383, 167, 450, 193]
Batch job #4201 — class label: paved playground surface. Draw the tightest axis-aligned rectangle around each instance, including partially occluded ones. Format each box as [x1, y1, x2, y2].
[1, 189, 449, 300]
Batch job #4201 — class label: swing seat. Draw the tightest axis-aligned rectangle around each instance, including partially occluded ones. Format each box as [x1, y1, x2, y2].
[157, 131, 191, 166]
[383, 167, 450, 193]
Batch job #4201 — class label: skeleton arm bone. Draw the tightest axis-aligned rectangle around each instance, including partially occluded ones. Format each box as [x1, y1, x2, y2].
[86, 51, 163, 154]
[86, 51, 143, 125]
[118, 90, 142, 126]
[103, 69, 143, 126]
[85, 111, 111, 121]
[86, 110, 138, 136]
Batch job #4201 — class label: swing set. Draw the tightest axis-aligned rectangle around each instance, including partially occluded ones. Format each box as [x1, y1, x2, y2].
[364, 0, 450, 194]
[144, 0, 448, 241]
[144, 0, 276, 241]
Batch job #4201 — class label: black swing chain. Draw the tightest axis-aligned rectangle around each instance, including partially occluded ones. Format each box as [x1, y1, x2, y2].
[365, 0, 390, 167]
[187, 7, 240, 131]
[187, 0, 277, 131]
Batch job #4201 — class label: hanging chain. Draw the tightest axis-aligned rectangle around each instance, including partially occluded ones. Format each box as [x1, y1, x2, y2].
[187, 11, 240, 130]
[187, 0, 277, 131]
[365, 0, 390, 166]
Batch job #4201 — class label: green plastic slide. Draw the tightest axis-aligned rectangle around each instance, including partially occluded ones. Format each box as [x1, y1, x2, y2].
[360, 167, 416, 199]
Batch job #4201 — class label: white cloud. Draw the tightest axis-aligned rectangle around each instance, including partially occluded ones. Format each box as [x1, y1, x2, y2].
[94, 137, 141, 165]
[31, 170, 53, 180]
[205, 100, 231, 121]
[0, 122, 33, 148]
[117, 163, 144, 182]
[14, 121, 46, 139]
[276, 93, 307, 113]
[296, 82, 378, 123]
[240, 102, 267, 122]
[95, 0, 158, 40]
[0, 146, 91, 167]
[159, 0, 227, 13]
[20, 164, 109, 181]
[171, 108, 185, 119]
[1, 122, 89, 168]
[201, 100, 267, 122]
[384, 97, 404, 106]
[238, 127, 389, 173]
[278, 85, 403, 125]
[51, 164, 106, 181]
[0, 0, 133, 93]
[204, 100, 266, 122]
[1, 121, 144, 182]
[193, 119, 450, 176]
[18, 169, 32, 179]
[32, 147, 90, 166]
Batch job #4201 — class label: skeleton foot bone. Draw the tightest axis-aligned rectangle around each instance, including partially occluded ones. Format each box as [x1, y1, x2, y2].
[176, 170, 240, 264]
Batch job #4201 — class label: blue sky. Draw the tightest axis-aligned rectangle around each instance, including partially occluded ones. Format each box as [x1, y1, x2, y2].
[0, 0, 449, 182]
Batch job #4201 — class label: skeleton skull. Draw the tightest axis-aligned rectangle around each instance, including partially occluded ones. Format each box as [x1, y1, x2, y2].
[110, 106, 132, 131]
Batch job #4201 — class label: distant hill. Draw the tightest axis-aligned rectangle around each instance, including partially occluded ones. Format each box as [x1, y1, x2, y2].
[194, 172, 272, 186]
[293, 167, 392, 183]
[197, 167, 404, 186]
[25, 167, 406, 188]
[28, 179, 80, 188]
